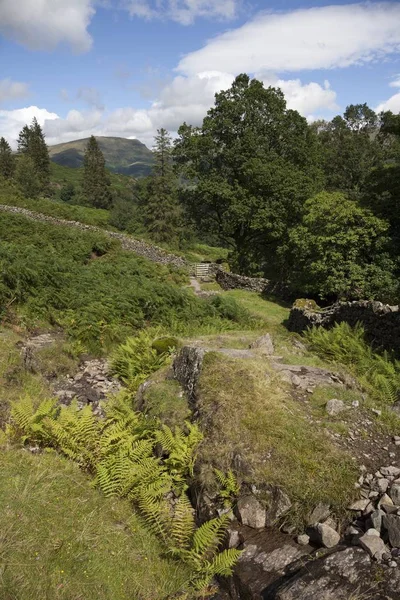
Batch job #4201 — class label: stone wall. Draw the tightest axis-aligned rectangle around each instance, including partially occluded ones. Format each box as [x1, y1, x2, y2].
[215, 268, 272, 293]
[0, 204, 187, 269]
[288, 300, 400, 354]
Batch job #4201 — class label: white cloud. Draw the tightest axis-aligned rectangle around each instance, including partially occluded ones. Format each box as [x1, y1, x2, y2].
[0, 70, 340, 149]
[259, 75, 338, 115]
[178, 3, 400, 75]
[0, 79, 30, 103]
[125, 0, 237, 24]
[375, 93, 400, 114]
[0, 106, 58, 149]
[389, 75, 400, 89]
[0, 0, 95, 52]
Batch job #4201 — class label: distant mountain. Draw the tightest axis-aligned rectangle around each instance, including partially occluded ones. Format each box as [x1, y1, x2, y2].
[48, 136, 154, 178]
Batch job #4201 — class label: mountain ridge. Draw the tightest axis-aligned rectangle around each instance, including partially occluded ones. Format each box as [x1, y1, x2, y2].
[49, 135, 154, 178]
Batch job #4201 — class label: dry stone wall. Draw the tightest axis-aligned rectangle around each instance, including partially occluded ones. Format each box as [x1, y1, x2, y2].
[288, 300, 400, 355]
[0, 204, 187, 268]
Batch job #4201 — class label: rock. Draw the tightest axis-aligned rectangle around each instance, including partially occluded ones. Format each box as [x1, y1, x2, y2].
[307, 502, 331, 525]
[310, 523, 340, 548]
[360, 531, 387, 561]
[383, 514, 400, 547]
[264, 547, 376, 600]
[297, 534, 310, 546]
[389, 560, 398, 568]
[348, 498, 370, 512]
[377, 478, 390, 494]
[389, 484, 400, 505]
[369, 510, 384, 532]
[325, 399, 345, 416]
[265, 488, 292, 526]
[249, 334, 274, 355]
[236, 495, 266, 529]
[228, 528, 240, 548]
[365, 528, 380, 537]
[381, 466, 400, 478]
[173, 346, 205, 410]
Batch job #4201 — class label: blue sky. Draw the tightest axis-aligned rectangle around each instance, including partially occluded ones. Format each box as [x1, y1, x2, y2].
[1, 0, 400, 148]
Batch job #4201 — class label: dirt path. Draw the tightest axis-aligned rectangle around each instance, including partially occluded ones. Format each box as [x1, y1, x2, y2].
[0, 204, 187, 268]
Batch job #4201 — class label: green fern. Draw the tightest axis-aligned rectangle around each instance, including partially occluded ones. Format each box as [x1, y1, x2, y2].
[214, 469, 240, 507]
[9, 396, 57, 445]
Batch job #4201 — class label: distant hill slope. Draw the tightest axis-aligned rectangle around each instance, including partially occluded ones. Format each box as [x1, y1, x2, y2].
[49, 136, 154, 177]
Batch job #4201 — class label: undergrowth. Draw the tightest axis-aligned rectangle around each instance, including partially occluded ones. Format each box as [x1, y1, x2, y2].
[305, 322, 400, 408]
[5, 391, 240, 594]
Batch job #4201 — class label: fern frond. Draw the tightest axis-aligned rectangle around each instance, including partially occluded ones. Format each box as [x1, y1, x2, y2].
[170, 494, 196, 550]
[191, 514, 230, 562]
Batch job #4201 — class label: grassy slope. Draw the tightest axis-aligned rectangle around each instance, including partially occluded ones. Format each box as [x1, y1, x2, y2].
[49, 136, 154, 177]
[0, 448, 189, 600]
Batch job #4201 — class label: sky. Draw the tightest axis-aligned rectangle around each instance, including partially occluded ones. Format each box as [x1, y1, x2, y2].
[1, 0, 400, 149]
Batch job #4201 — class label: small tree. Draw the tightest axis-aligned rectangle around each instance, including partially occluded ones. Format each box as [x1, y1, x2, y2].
[60, 182, 75, 203]
[140, 128, 181, 244]
[15, 155, 41, 198]
[82, 136, 113, 209]
[0, 137, 15, 179]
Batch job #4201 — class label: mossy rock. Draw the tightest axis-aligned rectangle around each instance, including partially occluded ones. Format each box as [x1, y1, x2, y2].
[293, 298, 320, 311]
[151, 337, 179, 355]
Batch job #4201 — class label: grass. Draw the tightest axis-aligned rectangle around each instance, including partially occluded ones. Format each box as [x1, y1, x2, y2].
[196, 352, 358, 526]
[0, 448, 191, 600]
[137, 377, 191, 428]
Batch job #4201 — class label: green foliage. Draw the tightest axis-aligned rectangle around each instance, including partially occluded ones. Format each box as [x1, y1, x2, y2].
[152, 336, 179, 354]
[0, 137, 15, 179]
[111, 330, 173, 388]
[83, 135, 113, 209]
[6, 393, 239, 593]
[285, 191, 398, 301]
[174, 73, 323, 275]
[17, 117, 51, 193]
[60, 181, 76, 203]
[214, 469, 240, 507]
[305, 322, 400, 407]
[15, 154, 41, 198]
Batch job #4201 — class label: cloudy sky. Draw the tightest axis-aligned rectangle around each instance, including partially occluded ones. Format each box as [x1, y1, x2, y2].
[1, 0, 400, 148]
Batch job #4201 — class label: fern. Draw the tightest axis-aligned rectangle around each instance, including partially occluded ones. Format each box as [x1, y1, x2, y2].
[215, 469, 240, 507]
[156, 422, 203, 492]
[170, 495, 196, 551]
[191, 514, 231, 563]
[10, 396, 57, 445]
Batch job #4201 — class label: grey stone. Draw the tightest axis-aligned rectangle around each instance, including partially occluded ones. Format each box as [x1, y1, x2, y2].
[249, 333, 274, 355]
[228, 529, 240, 548]
[360, 531, 387, 561]
[379, 493, 394, 509]
[383, 514, 400, 547]
[369, 510, 384, 532]
[173, 346, 205, 410]
[265, 487, 292, 526]
[389, 484, 400, 506]
[377, 478, 390, 494]
[311, 523, 340, 548]
[297, 534, 310, 546]
[325, 399, 345, 416]
[381, 466, 400, 478]
[348, 498, 370, 511]
[307, 502, 330, 525]
[236, 495, 266, 529]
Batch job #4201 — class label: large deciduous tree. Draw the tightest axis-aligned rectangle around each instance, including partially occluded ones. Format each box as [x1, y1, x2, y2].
[0, 137, 15, 179]
[285, 192, 397, 302]
[82, 136, 113, 209]
[174, 74, 323, 275]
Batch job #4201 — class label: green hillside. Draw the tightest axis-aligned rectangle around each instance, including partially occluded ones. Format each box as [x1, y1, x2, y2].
[49, 136, 154, 177]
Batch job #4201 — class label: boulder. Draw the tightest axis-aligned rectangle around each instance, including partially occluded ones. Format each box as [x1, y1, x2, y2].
[310, 523, 340, 548]
[266, 488, 292, 526]
[383, 514, 400, 547]
[368, 509, 384, 532]
[237, 495, 266, 529]
[359, 530, 387, 561]
[173, 346, 205, 410]
[325, 399, 345, 416]
[307, 502, 331, 525]
[297, 534, 310, 546]
[250, 334, 274, 355]
[389, 484, 400, 505]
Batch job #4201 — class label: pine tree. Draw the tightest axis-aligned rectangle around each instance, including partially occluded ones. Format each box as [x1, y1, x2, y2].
[17, 118, 50, 194]
[82, 136, 113, 209]
[0, 137, 15, 179]
[15, 155, 41, 198]
[143, 128, 181, 244]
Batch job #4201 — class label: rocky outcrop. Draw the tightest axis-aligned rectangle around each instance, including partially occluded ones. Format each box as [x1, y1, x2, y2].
[0, 204, 187, 268]
[288, 299, 400, 355]
[173, 346, 205, 412]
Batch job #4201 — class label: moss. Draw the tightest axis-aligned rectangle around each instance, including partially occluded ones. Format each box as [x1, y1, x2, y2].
[139, 379, 191, 428]
[151, 336, 179, 355]
[293, 298, 320, 311]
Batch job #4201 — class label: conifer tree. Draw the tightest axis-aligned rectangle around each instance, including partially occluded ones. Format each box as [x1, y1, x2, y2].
[143, 128, 181, 244]
[15, 155, 41, 198]
[0, 137, 15, 179]
[82, 136, 113, 209]
[17, 118, 50, 194]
